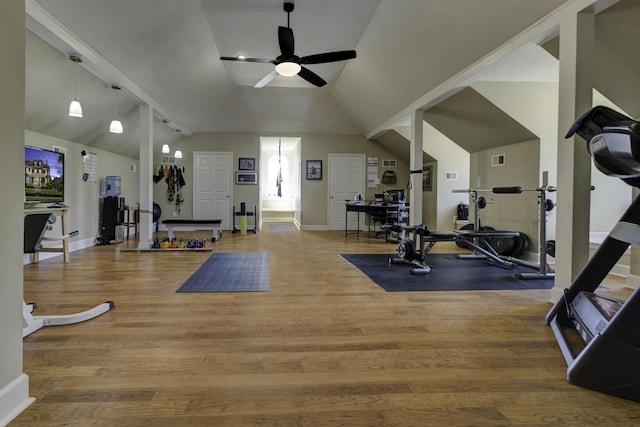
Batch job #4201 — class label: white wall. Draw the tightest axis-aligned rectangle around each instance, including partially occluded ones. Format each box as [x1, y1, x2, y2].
[0, 1, 32, 423]
[472, 79, 559, 240]
[470, 139, 541, 251]
[395, 124, 470, 230]
[25, 130, 139, 249]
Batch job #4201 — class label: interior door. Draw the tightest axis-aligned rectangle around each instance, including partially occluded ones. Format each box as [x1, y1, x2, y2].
[193, 152, 232, 229]
[328, 154, 365, 231]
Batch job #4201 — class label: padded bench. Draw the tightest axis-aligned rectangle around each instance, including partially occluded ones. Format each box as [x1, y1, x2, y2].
[162, 219, 223, 241]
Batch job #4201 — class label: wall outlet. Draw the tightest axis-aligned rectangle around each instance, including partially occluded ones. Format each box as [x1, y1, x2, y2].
[173, 211, 177, 217]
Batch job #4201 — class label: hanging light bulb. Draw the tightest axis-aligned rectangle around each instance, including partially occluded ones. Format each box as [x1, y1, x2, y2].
[68, 55, 83, 118]
[174, 150, 183, 159]
[109, 85, 124, 134]
[160, 119, 171, 153]
[68, 97, 83, 118]
[109, 119, 123, 134]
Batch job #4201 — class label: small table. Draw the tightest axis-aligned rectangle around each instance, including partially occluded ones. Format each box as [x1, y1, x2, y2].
[345, 202, 367, 236]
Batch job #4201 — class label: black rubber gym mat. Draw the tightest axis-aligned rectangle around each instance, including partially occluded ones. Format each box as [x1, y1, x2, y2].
[340, 253, 554, 292]
[176, 252, 269, 293]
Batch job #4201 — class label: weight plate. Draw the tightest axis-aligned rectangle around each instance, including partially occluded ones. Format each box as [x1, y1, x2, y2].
[489, 237, 516, 256]
[398, 240, 415, 261]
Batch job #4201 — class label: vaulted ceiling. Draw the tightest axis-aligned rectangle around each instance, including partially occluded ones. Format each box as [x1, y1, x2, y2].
[27, 0, 615, 160]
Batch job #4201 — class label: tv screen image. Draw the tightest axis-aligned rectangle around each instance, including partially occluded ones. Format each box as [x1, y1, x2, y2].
[24, 146, 64, 203]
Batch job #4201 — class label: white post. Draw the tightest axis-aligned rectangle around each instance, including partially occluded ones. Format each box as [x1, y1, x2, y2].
[551, 10, 595, 302]
[138, 104, 154, 250]
[409, 109, 424, 226]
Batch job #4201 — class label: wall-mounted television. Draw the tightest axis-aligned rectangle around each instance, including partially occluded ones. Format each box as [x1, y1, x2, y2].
[24, 146, 65, 203]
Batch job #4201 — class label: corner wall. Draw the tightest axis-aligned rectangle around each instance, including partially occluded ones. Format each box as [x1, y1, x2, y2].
[0, 1, 33, 424]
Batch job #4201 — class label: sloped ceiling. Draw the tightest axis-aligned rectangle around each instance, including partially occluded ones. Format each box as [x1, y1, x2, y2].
[24, 0, 568, 159]
[423, 87, 538, 153]
[372, 130, 434, 166]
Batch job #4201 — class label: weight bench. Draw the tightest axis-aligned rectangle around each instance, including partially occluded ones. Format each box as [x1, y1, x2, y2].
[163, 219, 223, 241]
[388, 224, 519, 274]
[23, 213, 114, 337]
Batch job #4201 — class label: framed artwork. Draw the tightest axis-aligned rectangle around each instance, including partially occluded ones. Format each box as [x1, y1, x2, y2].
[422, 165, 433, 191]
[238, 157, 255, 171]
[306, 160, 322, 180]
[235, 172, 257, 184]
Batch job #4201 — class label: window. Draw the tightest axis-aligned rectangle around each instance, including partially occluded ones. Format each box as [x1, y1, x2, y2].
[266, 153, 290, 199]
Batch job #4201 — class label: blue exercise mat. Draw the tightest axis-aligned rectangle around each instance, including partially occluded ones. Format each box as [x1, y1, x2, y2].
[270, 224, 293, 232]
[340, 253, 554, 292]
[176, 252, 269, 293]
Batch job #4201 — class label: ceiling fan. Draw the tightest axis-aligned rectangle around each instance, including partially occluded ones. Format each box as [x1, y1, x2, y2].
[220, 1, 357, 88]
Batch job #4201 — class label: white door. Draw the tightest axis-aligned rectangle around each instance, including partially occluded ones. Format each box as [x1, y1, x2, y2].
[328, 154, 365, 231]
[194, 152, 232, 229]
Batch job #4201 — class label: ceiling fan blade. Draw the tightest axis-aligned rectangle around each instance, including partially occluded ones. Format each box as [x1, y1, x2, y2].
[301, 50, 357, 65]
[220, 56, 275, 64]
[298, 66, 326, 87]
[278, 26, 294, 56]
[254, 70, 279, 88]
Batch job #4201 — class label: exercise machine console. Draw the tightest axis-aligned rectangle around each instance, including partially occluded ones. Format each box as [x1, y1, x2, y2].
[546, 106, 640, 402]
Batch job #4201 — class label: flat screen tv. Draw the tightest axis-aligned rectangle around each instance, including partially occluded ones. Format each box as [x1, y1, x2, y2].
[24, 146, 65, 203]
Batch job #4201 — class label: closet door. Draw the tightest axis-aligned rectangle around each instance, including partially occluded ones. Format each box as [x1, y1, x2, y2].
[328, 154, 365, 231]
[193, 152, 232, 230]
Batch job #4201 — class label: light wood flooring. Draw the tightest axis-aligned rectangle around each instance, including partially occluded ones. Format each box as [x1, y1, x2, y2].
[13, 225, 640, 426]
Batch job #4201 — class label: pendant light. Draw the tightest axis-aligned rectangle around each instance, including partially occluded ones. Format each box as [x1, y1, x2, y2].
[174, 128, 183, 159]
[68, 55, 83, 118]
[109, 85, 124, 134]
[161, 119, 170, 153]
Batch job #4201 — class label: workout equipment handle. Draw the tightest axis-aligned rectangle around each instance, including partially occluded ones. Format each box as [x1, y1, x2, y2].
[493, 186, 522, 194]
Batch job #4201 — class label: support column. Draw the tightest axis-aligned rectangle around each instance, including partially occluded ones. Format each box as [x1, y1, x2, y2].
[551, 10, 595, 302]
[138, 104, 154, 250]
[409, 110, 424, 226]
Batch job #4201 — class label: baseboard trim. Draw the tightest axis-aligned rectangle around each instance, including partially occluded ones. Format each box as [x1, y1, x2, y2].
[23, 237, 96, 265]
[0, 374, 33, 426]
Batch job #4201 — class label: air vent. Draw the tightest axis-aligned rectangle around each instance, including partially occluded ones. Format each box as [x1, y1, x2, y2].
[491, 154, 506, 167]
[444, 171, 458, 181]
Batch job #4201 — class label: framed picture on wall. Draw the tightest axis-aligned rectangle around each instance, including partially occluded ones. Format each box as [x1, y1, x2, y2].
[422, 165, 433, 191]
[236, 172, 257, 184]
[306, 160, 322, 180]
[239, 157, 255, 171]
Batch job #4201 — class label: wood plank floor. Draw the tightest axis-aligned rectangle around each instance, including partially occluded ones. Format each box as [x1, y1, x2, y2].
[13, 226, 640, 426]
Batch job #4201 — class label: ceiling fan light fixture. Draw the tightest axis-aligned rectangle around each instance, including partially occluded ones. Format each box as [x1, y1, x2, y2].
[276, 61, 301, 77]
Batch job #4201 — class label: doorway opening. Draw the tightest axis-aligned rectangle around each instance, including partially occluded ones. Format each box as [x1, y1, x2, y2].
[259, 137, 301, 228]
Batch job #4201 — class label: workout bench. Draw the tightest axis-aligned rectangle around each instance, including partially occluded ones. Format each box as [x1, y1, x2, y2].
[163, 219, 223, 241]
[388, 224, 519, 274]
[23, 213, 114, 337]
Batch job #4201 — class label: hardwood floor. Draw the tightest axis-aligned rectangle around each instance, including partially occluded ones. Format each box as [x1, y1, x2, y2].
[14, 226, 640, 426]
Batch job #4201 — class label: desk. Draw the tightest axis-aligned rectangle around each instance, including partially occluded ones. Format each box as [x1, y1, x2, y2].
[345, 202, 368, 236]
[345, 202, 409, 239]
[24, 206, 70, 263]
